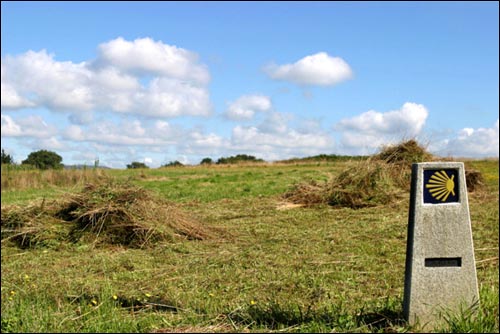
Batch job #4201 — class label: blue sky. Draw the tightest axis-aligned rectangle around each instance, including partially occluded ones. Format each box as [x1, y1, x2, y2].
[1, 1, 498, 168]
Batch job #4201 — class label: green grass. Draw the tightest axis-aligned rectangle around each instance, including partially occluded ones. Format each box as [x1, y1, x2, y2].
[0, 187, 65, 204]
[129, 163, 340, 203]
[1, 160, 498, 333]
[433, 285, 499, 333]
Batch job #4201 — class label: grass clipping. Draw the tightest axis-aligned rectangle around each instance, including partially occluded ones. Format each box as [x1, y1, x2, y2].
[2, 181, 213, 249]
[283, 160, 407, 209]
[283, 140, 486, 209]
[283, 140, 428, 208]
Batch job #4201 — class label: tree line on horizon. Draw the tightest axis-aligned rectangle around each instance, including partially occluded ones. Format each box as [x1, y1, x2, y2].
[2, 149, 64, 170]
[2, 148, 366, 170]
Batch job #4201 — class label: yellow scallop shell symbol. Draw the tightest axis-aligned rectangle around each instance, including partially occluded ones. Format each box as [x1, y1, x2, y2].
[425, 170, 455, 202]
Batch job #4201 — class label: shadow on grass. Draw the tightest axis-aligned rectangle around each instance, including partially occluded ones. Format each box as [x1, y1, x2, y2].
[356, 306, 407, 332]
[66, 293, 179, 313]
[227, 299, 408, 332]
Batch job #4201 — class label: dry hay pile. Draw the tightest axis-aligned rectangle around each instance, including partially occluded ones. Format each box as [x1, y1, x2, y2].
[326, 160, 407, 208]
[465, 168, 485, 192]
[283, 140, 485, 209]
[283, 140, 431, 208]
[371, 139, 434, 191]
[282, 180, 331, 208]
[286, 140, 442, 208]
[283, 160, 406, 209]
[375, 139, 485, 193]
[374, 139, 433, 164]
[1, 202, 69, 249]
[1, 181, 213, 249]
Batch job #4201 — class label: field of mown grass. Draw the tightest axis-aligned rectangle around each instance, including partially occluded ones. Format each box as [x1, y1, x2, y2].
[1, 159, 498, 333]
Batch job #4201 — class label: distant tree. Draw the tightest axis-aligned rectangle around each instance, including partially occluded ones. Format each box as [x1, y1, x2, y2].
[1, 149, 14, 165]
[126, 161, 149, 169]
[21, 150, 63, 169]
[216, 154, 264, 164]
[163, 160, 184, 167]
[200, 157, 213, 165]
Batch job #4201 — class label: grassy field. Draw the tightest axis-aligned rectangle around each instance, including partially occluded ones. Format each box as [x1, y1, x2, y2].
[1, 159, 498, 333]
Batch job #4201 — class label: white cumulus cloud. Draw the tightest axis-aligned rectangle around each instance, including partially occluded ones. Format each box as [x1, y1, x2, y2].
[264, 52, 353, 86]
[1, 37, 212, 119]
[2, 50, 93, 111]
[179, 112, 335, 161]
[334, 102, 429, 154]
[138, 78, 212, 117]
[0, 114, 21, 136]
[224, 94, 272, 120]
[33, 137, 67, 151]
[62, 118, 184, 147]
[429, 119, 499, 158]
[229, 112, 334, 160]
[1, 114, 57, 138]
[1, 64, 35, 109]
[96, 37, 210, 85]
[180, 131, 229, 157]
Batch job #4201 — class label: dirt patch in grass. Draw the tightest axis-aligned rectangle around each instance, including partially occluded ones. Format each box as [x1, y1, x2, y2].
[1, 180, 218, 249]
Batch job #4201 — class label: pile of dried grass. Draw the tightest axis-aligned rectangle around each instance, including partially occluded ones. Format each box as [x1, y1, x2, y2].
[465, 169, 485, 192]
[282, 140, 486, 208]
[282, 180, 330, 207]
[326, 160, 406, 208]
[375, 140, 485, 192]
[372, 139, 434, 191]
[2, 181, 214, 249]
[374, 139, 433, 164]
[1, 200, 69, 249]
[283, 160, 406, 209]
[282, 140, 432, 208]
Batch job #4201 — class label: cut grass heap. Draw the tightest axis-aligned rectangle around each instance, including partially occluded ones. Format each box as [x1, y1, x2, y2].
[1, 180, 213, 249]
[374, 139, 433, 164]
[283, 159, 406, 208]
[465, 169, 485, 192]
[283, 139, 485, 208]
[327, 159, 406, 208]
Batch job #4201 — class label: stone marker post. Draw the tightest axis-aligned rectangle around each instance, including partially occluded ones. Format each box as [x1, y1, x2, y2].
[403, 162, 479, 329]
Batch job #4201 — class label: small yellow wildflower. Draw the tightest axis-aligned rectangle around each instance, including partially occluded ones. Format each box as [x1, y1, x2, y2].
[250, 300, 256, 305]
[209, 293, 214, 297]
[112, 295, 118, 300]
[90, 299, 98, 306]
[144, 293, 152, 298]
[24, 274, 30, 280]
[10, 290, 15, 295]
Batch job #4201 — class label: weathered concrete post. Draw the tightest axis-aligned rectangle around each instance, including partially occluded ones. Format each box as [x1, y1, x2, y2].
[403, 162, 479, 329]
